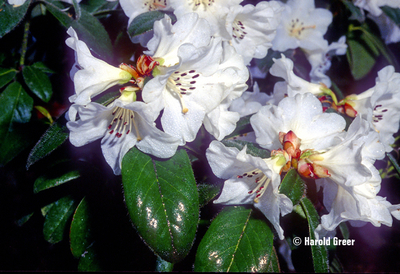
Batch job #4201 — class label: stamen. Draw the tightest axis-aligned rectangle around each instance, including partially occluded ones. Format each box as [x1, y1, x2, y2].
[287, 18, 316, 38]
[107, 107, 142, 141]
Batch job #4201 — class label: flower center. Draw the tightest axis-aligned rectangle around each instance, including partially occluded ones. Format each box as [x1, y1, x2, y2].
[287, 18, 315, 39]
[166, 70, 200, 114]
[108, 107, 142, 141]
[232, 20, 247, 41]
[191, 0, 214, 10]
[143, 0, 167, 11]
[237, 168, 271, 203]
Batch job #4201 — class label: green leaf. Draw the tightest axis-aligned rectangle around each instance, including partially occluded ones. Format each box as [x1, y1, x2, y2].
[0, 67, 17, 89]
[122, 148, 199, 263]
[80, 0, 118, 15]
[381, 6, 400, 25]
[339, 222, 350, 240]
[224, 115, 253, 140]
[387, 152, 400, 177]
[43, 196, 77, 244]
[300, 198, 329, 273]
[26, 115, 69, 170]
[0, 0, 31, 38]
[255, 49, 294, 74]
[341, 0, 365, 21]
[70, 197, 93, 258]
[128, 11, 176, 39]
[44, 0, 113, 60]
[346, 34, 377, 80]
[31, 62, 55, 74]
[22, 66, 53, 102]
[267, 247, 281, 272]
[279, 169, 306, 206]
[194, 206, 275, 272]
[16, 212, 34, 226]
[33, 165, 81, 193]
[221, 139, 270, 159]
[198, 183, 221, 208]
[78, 244, 102, 271]
[0, 81, 34, 165]
[41, 203, 54, 217]
[155, 256, 174, 272]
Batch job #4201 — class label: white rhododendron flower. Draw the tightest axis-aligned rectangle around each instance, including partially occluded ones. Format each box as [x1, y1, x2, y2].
[67, 89, 180, 175]
[271, 0, 332, 51]
[143, 13, 248, 143]
[251, 93, 346, 152]
[304, 36, 347, 87]
[120, 0, 172, 26]
[224, 1, 283, 65]
[206, 141, 293, 240]
[66, 27, 133, 105]
[353, 0, 400, 16]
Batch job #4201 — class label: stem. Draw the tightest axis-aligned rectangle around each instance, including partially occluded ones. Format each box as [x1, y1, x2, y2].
[19, 20, 30, 67]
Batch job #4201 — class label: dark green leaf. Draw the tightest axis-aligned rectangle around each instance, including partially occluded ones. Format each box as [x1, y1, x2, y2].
[16, 212, 34, 226]
[346, 35, 377, 80]
[198, 183, 221, 208]
[122, 148, 199, 263]
[155, 256, 174, 272]
[0, 0, 31, 38]
[78, 244, 102, 271]
[33, 166, 80, 193]
[31, 62, 55, 74]
[0, 81, 34, 165]
[41, 203, 54, 217]
[22, 66, 53, 102]
[80, 0, 118, 15]
[300, 198, 329, 273]
[381, 6, 400, 25]
[341, 0, 365, 21]
[0, 67, 17, 89]
[255, 49, 294, 74]
[339, 222, 350, 240]
[128, 11, 176, 39]
[44, 0, 113, 60]
[93, 89, 120, 106]
[224, 114, 253, 140]
[221, 139, 270, 159]
[279, 169, 306, 206]
[43, 196, 77, 244]
[387, 152, 400, 176]
[267, 247, 281, 272]
[70, 197, 92, 258]
[26, 115, 69, 170]
[194, 206, 275, 272]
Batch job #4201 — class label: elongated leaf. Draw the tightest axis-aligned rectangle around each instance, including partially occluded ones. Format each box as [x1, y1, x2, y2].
[224, 114, 253, 140]
[80, 0, 118, 15]
[33, 166, 80, 193]
[128, 11, 176, 39]
[198, 183, 221, 208]
[70, 197, 92, 258]
[0, 81, 34, 165]
[22, 66, 53, 102]
[346, 36, 377, 80]
[16, 212, 34, 226]
[26, 115, 69, 169]
[194, 206, 275, 272]
[43, 196, 77, 244]
[222, 139, 270, 159]
[381, 6, 400, 25]
[342, 0, 364, 21]
[122, 148, 199, 263]
[387, 153, 400, 176]
[0, 67, 17, 89]
[0, 0, 31, 38]
[78, 244, 102, 271]
[31, 62, 55, 74]
[279, 169, 306, 206]
[44, 0, 112, 60]
[300, 198, 329, 273]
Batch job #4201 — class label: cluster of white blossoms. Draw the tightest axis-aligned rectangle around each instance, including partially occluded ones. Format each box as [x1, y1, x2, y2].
[64, 0, 400, 239]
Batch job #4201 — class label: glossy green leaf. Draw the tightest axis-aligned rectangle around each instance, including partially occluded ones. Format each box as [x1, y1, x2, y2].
[155, 256, 174, 272]
[22, 66, 53, 102]
[0, 67, 17, 89]
[31, 62, 55, 74]
[0, 81, 34, 165]
[26, 115, 69, 170]
[70, 197, 93, 258]
[279, 169, 306, 206]
[44, 0, 113, 60]
[300, 198, 329, 273]
[33, 166, 80, 193]
[16, 212, 34, 226]
[41, 203, 54, 217]
[221, 139, 270, 159]
[0, 0, 31, 38]
[122, 148, 199, 263]
[80, 0, 118, 15]
[342, 0, 365, 21]
[194, 206, 275, 272]
[128, 11, 176, 39]
[224, 114, 253, 140]
[43, 196, 77, 244]
[267, 247, 281, 272]
[381, 6, 400, 25]
[78, 244, 102, 271]
[198, 183, 221, 208]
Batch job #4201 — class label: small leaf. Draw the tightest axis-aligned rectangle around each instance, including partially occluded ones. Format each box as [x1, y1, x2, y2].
[221, 139, 270, 159]
[70, 197, 93, 258]
[381, 6, 400, 25]
[34, 106, 53, 124]
[31, 62, 55, 74]
[341, 0, 365, 21]
[41, 203, 54, 217]
[33, 166, 80, 193]
[387, 152, 400, 177]
[0, 67, 17, 89]
[80, 0, 118, 15]
[255, 49, 294, 74]
[338, 222, 350, 240]
[194, 206, 275, 272]
[22, 66, 53, 102]
[78, 244, 102, 271]
[43, 196, 77, 244]
[128, 11, 176, 39]
[16, 212, 34, 226]
[223, 115, 253, 140]
[26, 115, 69, 170]
[279, 169, 307, 206]
[122, 148, 199, 263]
[300, 198, 329, 273]
[0, 0, 31, 38]
[198, 183, 221, 208]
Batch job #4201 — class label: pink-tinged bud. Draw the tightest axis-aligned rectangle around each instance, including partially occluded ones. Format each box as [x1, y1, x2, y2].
[280, 130, 301, 159]
[136, 55, 159, 76]
[119, 63, 140, 80]
[297, 159, 330, 179]
[344, 103, 357, 118]
[312, 164, 331, 178]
